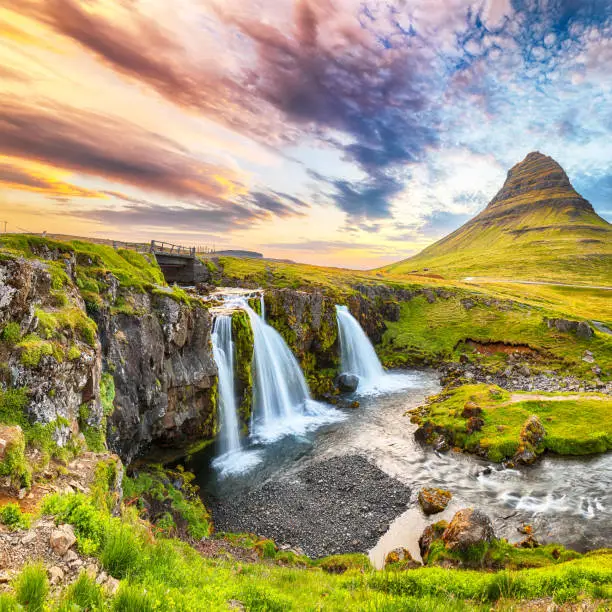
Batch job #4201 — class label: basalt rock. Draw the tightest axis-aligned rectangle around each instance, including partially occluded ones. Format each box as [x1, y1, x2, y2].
[95, 293, 217, 464]
[544, 317, 594, 340]
[441, 508, 495, 552]
[337, 373, 359, 393]
[418, 488, 452, 515]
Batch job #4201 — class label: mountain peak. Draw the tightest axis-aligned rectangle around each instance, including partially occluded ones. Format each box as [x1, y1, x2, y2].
[482, 151, 595, 218]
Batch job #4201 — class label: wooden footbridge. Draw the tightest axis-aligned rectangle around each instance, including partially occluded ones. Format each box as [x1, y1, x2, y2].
[147, 240, 210, 284]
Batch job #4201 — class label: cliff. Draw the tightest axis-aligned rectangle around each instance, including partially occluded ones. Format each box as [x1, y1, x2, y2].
[0, 236, 217, 469]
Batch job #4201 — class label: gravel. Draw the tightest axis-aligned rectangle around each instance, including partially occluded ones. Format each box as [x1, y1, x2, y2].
[210, 454, 411, 558]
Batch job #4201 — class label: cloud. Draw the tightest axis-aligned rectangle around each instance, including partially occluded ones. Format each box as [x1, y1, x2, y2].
[0, 160, 102, 198]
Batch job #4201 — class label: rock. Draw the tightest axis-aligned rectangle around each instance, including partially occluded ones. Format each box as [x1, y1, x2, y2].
[466, 416, 484, 433]
[48, 566, 64, 585]
[441, 508, 495, 552]
[461, 299, 476, 310]
[336, 373, 359, 393]
[384, 547, 420, 569]
[418, 521, 448, 560]
[63, 549, 78, 563]
[432, 435, 450, 453]
[545, 317, 593, 340]
[0, 571, 11, 584]
[21, 532, 37, 545]
[96, 571, 108, 585]
[50, 524, 76, 555]
[516, 534, 540, 548]
[518, 364, 531, 377]
[85, 563, 98, 579]
[519, 415, 546, 448]
[105, 577, 120, 595]
[350, 401, 360, 409]
[461, 401, 482, 418]
[582, 353, 595, 363]
[418, 488, 452, 515]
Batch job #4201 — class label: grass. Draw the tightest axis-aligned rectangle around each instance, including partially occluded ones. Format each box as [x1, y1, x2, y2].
[0, 465, 608, 610]
[60, 571, 105, 610]
[122, 466, 212, 540]
[378, 293, 612, 378]
[0, 502, 31, 530]
[13, 562, 48, 612]
[412, 384, 612, 461]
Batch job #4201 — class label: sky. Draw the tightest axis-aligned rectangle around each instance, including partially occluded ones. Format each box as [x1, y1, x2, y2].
[1, 0, 611, 269]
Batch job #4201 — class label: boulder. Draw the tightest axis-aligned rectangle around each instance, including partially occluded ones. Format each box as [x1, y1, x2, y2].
[519, 415, 546, 448]
[441, 508, 495, 552]
[545, 318, 593, 340]
[48, 566, 64, 585]
[418, 520, 448, 560]
[384, 547, 420, 569]
[461, 401, 482, 418]
[418, 488, 452, 515]
[50, 524, 76, 555]
[466, 416, 484, 433]
[336, 373, 359, 393]
[432, 435, 450, 453]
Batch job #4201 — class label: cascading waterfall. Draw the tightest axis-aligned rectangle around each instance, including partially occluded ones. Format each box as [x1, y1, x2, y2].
[241, 300, 343, 443]
[210, 310, 262, 477]
[335, 305, 417, 394]
[211, 315, 241, 455]
[260, 293, 266, 321]
[336, 305, 385, 382]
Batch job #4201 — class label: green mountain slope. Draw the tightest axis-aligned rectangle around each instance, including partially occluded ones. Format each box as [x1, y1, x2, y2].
[384, 152, 612, 284]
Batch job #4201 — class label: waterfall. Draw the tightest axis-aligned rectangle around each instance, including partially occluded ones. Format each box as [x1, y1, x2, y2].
[211, 315, 241, 455]
[336, 305, 385, 382]
[241, 301, 343, 443]
[335, 305, 416, 394]
[260, 293, 266, 321]
[211, 311, 262, 477]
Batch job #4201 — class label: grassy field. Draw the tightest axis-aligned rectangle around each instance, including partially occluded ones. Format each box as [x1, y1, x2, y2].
[0, 466, 610, 611]
[411, 384, 612, 462]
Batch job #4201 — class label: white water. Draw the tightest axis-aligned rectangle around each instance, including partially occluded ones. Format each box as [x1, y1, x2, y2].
[242, 302, 343, 443]
[335, 305, 417, 394]
[260, 294, 266, 321]
[211, 316, 240, 455]
[210, 313, 262, 477]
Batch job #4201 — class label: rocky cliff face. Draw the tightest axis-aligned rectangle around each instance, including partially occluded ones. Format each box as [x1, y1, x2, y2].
[95, 293, 217, 464]
[0, 240, 217, 466]
[0, 254, 102, 448]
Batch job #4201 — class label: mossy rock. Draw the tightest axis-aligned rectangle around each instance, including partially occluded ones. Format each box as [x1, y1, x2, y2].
[418, 487, 452, 515]
[0, 425, 31, 488]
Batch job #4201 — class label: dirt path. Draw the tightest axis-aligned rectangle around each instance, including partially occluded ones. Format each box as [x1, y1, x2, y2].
[462, 277, 612, 291]
[509, 393, 607, 403]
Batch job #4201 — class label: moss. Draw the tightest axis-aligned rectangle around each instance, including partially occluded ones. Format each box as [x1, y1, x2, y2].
[1, 322, 21, 345]
[123, 465, 212, 540]
[100, 373, 116, 416]
[232, 310, 254, 431]
[413, 384, 612, 462]
[0, 425, 31, 488]
[67, 345, 81, 360]
[34, 306, 97, 347]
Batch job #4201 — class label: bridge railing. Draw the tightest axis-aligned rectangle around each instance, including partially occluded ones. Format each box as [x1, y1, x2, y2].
[150, 240, 196, 257]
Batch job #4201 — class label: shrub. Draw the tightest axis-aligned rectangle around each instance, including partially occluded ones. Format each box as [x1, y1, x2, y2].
[0, 503, 31, 530]
[0, 323, 21, 345]
[61, 571, 105, 610]
[112, 584, 156, 612]
[13, 562, 48, 612]
[101, 521, 141, 579]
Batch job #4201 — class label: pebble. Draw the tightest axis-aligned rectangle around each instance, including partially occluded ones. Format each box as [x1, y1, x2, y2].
[211, 455, 411, 558]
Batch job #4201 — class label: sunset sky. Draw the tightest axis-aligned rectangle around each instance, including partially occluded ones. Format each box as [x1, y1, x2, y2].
[1, 0, 611, 268]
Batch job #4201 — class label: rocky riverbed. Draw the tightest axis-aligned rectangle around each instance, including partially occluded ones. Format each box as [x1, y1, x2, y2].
[210, 454, 411, 558]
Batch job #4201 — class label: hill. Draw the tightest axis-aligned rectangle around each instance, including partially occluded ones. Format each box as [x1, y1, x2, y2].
[384, 152, 612, 285]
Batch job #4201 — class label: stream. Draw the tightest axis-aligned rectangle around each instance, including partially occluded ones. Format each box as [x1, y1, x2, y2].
[186, 370, 612, 567]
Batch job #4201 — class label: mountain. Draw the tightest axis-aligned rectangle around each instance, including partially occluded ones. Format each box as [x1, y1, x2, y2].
[384, 152, 612, 284]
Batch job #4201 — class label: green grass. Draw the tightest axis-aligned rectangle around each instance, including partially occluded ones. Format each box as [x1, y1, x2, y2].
[1, 469, 608, 610]
[0, 502, 31, 530]
[59, 571, 106, 611]
[378, 294, 612, 377]
[123, 466, 212, 540]
[13, 562, 48, 612]
[412, 384, 612, 461]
